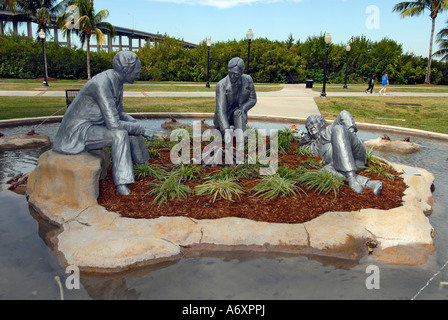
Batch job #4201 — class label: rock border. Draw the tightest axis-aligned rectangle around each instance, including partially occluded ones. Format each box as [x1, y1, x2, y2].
[25, 150, 436, 273]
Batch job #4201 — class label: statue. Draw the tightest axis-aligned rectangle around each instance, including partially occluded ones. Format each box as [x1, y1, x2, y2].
[214, 57, 257, 140]
[53, 51, 154, 196]
[303, 111, 383, 196]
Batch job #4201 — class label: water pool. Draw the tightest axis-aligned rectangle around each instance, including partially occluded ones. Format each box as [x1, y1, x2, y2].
[1, 118, 447, 300]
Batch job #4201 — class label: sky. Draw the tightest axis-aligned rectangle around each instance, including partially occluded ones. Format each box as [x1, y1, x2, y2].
[15, 0, 448, 58]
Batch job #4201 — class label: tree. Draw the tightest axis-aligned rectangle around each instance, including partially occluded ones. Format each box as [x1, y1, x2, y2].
[0, 0, 17, 11]
[15, 1, 68, 80]
[59, 0, 115, 80]
[393, 0, 448, 84]
[434, 19, 448, 61]
[16, 0, 68, 33]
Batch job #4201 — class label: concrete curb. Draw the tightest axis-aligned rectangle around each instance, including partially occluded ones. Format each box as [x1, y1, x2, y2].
[2, 113, 448, 141]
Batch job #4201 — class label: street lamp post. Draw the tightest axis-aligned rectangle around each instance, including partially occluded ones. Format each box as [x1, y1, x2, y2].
[206, 39, 211, 88]
[343, 43, 351, 89]
[320, 32, 332, 99]
[38, 29, 49, 87]
[246, 28, 254, 75]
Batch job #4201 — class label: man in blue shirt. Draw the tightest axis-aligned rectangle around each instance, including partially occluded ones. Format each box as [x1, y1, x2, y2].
[379, 72, 389, 96]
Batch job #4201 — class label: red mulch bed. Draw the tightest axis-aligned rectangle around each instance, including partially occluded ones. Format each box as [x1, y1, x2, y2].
[98, 141, 407, 224]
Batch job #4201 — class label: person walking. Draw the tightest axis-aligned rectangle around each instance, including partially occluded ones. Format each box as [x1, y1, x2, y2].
[379, 72, 389, 96]
[365, 73, 375, 94]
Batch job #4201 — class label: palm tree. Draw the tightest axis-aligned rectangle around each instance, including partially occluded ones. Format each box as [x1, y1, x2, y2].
[0, 0, 17, 34]
[0, 0, 17, 11]
[393, 0, 448, 84]
[16, 0, 68, 33]
[14, 1, 68, 82]
[59, 0, 115, 80]
[434, 20, 448, 61]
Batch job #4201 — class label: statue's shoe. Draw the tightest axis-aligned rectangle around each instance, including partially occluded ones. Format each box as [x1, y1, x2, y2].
[347, 176, 364, 194]
[116, 184, 131, 196]
[366, 180, 383, 196]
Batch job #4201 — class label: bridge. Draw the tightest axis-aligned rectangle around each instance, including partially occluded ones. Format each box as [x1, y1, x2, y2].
[0, 10, 198, 51]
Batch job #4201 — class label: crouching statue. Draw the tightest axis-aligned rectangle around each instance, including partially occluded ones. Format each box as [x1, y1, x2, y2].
[302, 110, 383, 196]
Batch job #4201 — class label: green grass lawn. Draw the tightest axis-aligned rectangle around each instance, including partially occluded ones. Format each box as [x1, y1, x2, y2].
[314, 96, 448, 134]
[312, 84, 448, 93]
[0, 79, 282, 92]
[0, 96, 216, 120]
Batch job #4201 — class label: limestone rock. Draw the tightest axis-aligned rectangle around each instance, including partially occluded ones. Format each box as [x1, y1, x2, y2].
[26, 150, 436, 272]
[0, 134, 51, 151]
[27, 150, 110, 226]
[363, 137, 421, 154]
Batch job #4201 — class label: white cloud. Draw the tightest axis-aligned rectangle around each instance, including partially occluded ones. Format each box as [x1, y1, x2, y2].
[148, 0, 302, 9]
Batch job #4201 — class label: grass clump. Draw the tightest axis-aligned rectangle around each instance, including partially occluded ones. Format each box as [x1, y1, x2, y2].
[195, 177, 245, 203]
[364, 148, 396, 180]
[146, 173, 192, 206]
[134, 162, 168, 179]
[297, 169, 345, 198]
[362, 165, 396, 180]
[171, 163, 203, 181]
[278, 127, 301, 152]
[365, 148, 384, 167]
[294, 146, 315, 157]
[252, 174, 305, 200]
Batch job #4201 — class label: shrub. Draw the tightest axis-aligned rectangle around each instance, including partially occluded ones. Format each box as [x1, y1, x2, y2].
[146, 173, 192, 206]
[297, 170, 344, 198]
[252, 174, 305, 200]
[195, 177, 245, 203]
[134, 162, 168, 179]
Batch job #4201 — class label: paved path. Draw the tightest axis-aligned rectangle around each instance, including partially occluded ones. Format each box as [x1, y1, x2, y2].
[0, 84, 323, 119]
[2, 83, 448, 121]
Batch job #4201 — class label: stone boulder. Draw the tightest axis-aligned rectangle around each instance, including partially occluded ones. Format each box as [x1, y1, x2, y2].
[0, 134, 51, 151]
[363, 137, 421, 154]
[27, 150, 110, 226]
[26, 150, 436, 273]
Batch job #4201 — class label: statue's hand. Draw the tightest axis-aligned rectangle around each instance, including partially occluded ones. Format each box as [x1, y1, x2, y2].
[142, 129, 154, 141]
[234, 108, 244, 117]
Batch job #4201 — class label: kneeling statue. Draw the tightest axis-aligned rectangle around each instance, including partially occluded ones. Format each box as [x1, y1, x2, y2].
[303, 111, 383, 196]
[214, 57, 257, 138]
[53, 51, 154, 196]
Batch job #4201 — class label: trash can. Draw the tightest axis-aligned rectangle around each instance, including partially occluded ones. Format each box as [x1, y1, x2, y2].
[306, 79, 314, 89]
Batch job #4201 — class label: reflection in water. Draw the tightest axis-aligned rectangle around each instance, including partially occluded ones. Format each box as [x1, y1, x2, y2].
[1, 119, 448, 300]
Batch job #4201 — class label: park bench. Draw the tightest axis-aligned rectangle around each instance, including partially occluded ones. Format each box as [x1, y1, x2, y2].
[65, 89, 80, 108]
[285, 75, 299, 84]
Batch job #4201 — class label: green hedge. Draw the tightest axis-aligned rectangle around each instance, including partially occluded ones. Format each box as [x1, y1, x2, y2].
[1, 33, 447, 84]
[0, 34, 114, 79]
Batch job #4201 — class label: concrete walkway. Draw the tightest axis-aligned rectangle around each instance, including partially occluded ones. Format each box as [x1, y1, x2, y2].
[0, 83, 323, 120]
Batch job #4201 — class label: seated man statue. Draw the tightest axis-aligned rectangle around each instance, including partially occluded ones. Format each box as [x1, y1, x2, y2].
[303, 111, 383, 196]
[53, 51, 154, 196]
[214, 57, 257, 139]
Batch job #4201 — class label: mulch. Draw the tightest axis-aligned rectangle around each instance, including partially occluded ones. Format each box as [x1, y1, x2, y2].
[98, 141, 407, 225]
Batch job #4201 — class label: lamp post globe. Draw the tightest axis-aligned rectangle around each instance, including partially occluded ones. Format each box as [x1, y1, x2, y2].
[324, 32, 332, 44]
[320, 32, 331, 98]
[206, 38, 212, 88]
[39, 29, 49, 87]
[343, 43, 351, 89]
[246, 28, 254, 75]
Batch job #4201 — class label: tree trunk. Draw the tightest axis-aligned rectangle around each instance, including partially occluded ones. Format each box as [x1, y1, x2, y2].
[86, 35, 91, 80]
[425, 17, 436, 84]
